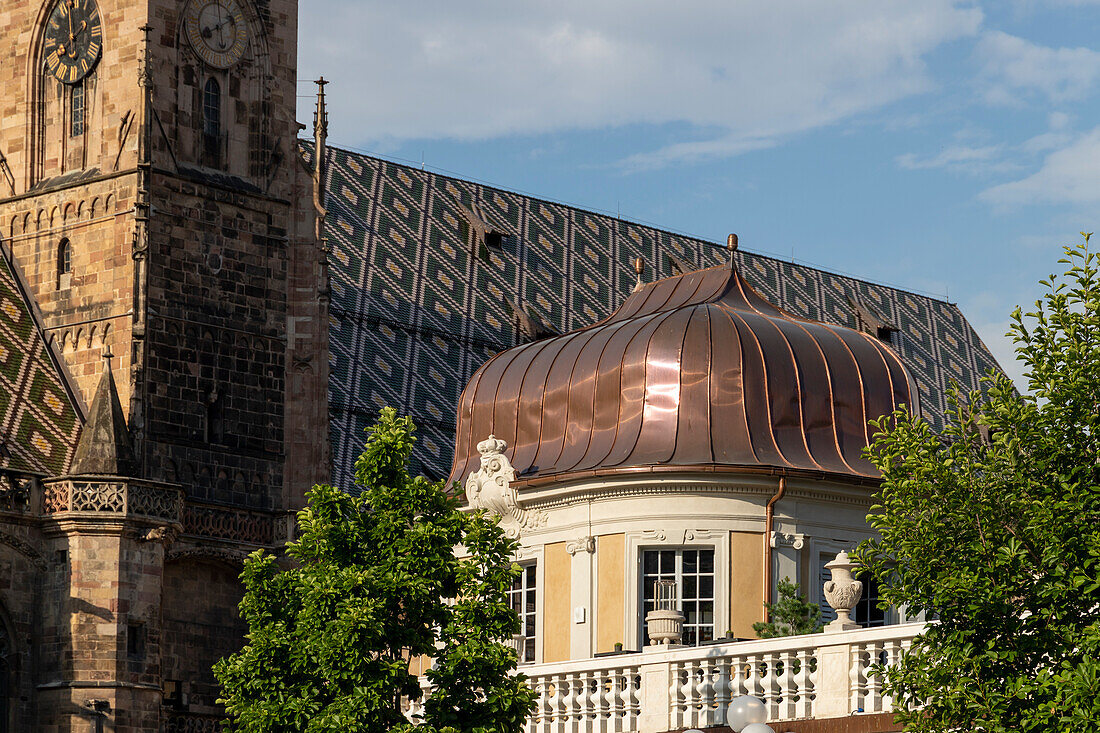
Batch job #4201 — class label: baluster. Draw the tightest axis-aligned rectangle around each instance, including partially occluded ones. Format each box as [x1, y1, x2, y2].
[573, 672, 586, 733]
[714, 658, 732, 727]
[699, 659, 718, 727]
[669, 663, 685, 728]
[745, 653, 761, 703]
[685, 661, 703, 727]
[625, 668, 639, 731]
[596, 670, 610, 730]
[529, 676, 546, 733]
[866, 641, 883, 713]
[849, 646, 866, 715]
[552, 673, 567, 733]
[730, 654, 747, 701]
[586, 670, 601, 732]
[605, 670, 622, 732]
[774, 651, 792, 721]
[881, 641, 900, 712]
[794, 648, 813, 719]
[763, 652, 782, 721]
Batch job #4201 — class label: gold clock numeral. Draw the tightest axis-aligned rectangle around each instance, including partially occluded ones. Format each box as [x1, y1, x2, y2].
[88, 42, 100, 58]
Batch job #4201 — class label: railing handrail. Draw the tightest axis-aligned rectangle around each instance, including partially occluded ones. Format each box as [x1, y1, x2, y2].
[518, 621, 926, 677]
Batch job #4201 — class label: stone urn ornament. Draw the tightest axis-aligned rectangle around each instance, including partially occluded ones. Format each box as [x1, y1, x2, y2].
[645, 579, 685, 646]
[823, 550, 863, 631]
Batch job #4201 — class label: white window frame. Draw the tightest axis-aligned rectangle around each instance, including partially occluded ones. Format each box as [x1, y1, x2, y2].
[624, 529, 728, 650]
[512, 544, 544, 664]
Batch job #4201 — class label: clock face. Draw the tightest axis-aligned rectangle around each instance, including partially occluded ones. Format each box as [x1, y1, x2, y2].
[43, 0, 104, 85]
[184, 0, 249, 69]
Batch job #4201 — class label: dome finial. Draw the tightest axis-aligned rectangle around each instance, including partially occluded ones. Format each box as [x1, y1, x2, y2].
[727, 233, 739, 260]
[633, 257, 645, 292]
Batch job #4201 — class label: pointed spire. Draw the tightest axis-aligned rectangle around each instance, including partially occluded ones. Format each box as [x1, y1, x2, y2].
[313, 77, 330, 246]
[70, 347, 138, 476]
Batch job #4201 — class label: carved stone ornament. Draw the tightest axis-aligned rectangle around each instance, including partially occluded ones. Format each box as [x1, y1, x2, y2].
[138, 526, 179, 546]
[465, 436, 546, 538]
[770, 531, 806, 550]
[823, 550, 863, 632]
[567, 536, 595, 555]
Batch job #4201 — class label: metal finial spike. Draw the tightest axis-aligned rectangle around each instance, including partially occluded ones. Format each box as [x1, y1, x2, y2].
[633, 257, 645, 292]
[727, 233, 738, 253]
[102, 345, 114, 365]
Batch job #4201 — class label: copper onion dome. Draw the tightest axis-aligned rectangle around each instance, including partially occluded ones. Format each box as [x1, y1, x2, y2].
[449, 259, 917, 486]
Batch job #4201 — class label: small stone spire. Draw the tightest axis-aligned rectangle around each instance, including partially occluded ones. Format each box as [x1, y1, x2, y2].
[632, 257, 645, 292]
[312, 77, 329, 246]
[70, 347, 138, 476]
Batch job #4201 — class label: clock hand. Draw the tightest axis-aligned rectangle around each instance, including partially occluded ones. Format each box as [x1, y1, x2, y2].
[64, 3, 76, 55]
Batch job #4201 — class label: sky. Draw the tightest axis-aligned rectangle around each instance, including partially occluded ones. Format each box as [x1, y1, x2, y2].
[297, 0, 1100, 391]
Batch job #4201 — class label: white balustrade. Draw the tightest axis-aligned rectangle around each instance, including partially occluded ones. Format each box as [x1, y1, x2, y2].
[411, 622, 924, 732]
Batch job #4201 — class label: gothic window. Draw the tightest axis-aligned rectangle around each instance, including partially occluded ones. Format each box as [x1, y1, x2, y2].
[71, 83, 84, 138]
[641, 548, 715, 646]
[203, 77, 222, 166]
[507, 563, 537, 663]
[57, 238, 72, 289]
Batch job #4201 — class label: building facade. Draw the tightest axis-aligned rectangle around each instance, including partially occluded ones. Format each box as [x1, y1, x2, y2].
[0, 0, 327, 729]
[0, 0, 1001, 731]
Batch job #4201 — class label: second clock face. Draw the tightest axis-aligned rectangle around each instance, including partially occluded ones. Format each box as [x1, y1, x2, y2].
[184, 0, 249, 68]
[43, 0, 104, 84]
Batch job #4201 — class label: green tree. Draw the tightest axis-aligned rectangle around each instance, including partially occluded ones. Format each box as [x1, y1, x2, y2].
[752, 577, 824, 638]
[857, 235, 1100, 732]
[214, 408, 536, 732]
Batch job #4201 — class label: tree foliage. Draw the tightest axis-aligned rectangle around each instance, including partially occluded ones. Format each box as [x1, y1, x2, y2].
[752, 577, 824, 638]
[857, 236, 1100, 732]
[214, 408, 536, 732]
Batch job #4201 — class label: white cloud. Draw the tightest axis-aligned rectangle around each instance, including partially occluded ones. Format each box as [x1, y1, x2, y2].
[975, 31, 1100, 104]
[298, 1, 981, 166]
[980, 127, 1100, 205]
[895, 144, 1007, 174]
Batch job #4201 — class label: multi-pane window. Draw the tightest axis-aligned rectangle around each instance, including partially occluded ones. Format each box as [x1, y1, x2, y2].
[203, 77, 221, 138]
[203, 77, 222, 166]
[508, 563, 536, 663]
[854, 572, 885, 628]
[642, 548, 715, 646]
[71, 83, 84, 137]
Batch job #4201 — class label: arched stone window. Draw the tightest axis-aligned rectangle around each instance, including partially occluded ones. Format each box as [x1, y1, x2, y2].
[203, 77, 222, 167]
[57, 238, 72, 290]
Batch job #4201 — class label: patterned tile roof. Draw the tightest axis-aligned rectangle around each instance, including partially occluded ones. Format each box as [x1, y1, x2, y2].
[0, 248, 83, 477]
[316, 144, 1002, 487]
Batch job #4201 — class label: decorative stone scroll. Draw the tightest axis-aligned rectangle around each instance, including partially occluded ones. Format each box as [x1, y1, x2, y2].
[465, 435, 546, 538]
[566, 536, 595, 555]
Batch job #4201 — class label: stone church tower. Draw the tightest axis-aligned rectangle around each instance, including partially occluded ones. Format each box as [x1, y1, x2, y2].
[0, 0, 328, 728]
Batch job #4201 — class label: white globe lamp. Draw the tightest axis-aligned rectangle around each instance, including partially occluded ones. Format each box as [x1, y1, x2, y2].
[726, 695, 768, 731]
[741, 724, 776, 733]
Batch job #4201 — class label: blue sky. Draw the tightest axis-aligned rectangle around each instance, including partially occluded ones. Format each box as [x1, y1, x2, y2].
[298, 1, 1100, 390]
